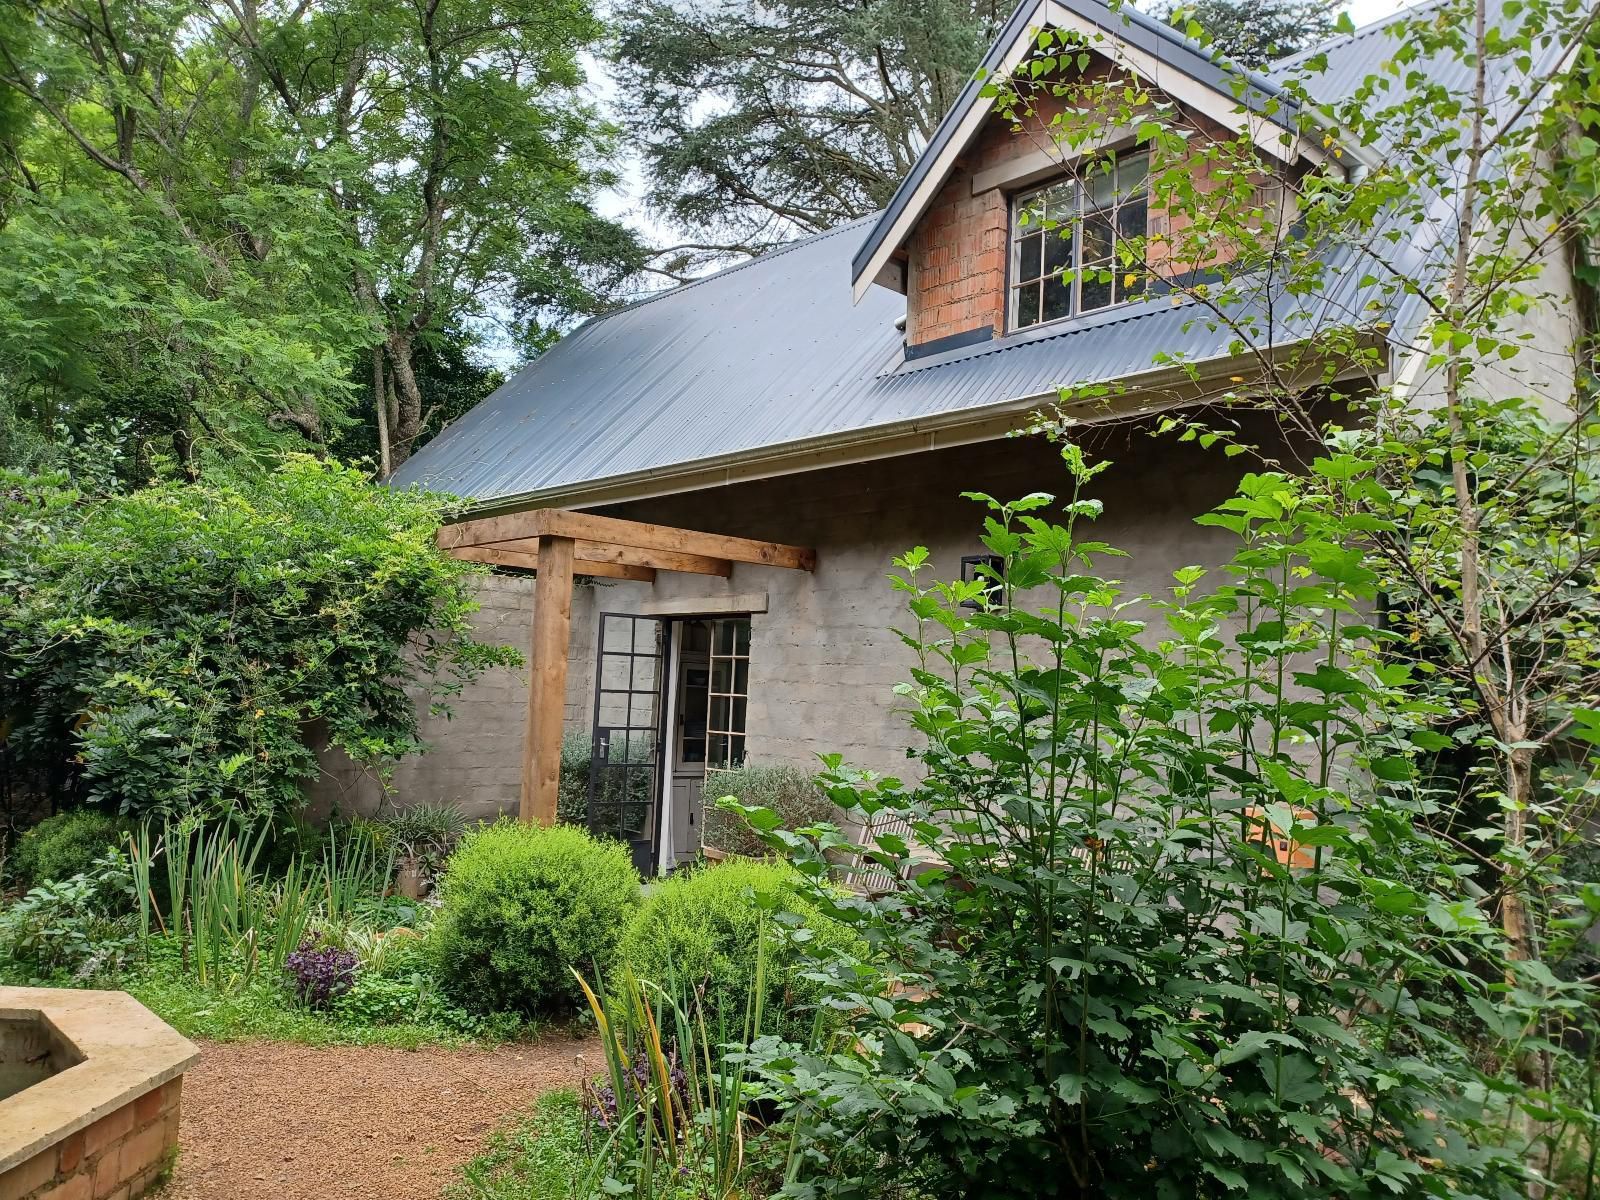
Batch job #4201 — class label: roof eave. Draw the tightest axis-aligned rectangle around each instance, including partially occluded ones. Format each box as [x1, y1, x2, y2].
[443, 330, 1384, 518]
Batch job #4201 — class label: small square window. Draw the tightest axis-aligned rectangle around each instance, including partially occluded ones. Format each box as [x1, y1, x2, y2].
[960, 553, 1006, 609]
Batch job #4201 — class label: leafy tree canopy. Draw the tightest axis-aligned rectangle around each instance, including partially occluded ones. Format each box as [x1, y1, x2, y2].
[612, 0, 1012, 272]
[0, 0, 643, 477]
[0, 456, 518, 821]
[1154, 0, 1342, 66]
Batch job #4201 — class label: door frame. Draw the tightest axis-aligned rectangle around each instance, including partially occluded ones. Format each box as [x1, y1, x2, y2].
[586, 612, 672, 875]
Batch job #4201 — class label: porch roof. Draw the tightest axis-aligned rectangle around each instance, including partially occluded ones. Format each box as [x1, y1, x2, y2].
[438, 508, 815, 829]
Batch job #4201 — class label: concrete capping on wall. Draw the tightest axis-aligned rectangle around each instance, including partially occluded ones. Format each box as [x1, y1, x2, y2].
[0, 988, 198, 1199]
[639, 592, 769, 617]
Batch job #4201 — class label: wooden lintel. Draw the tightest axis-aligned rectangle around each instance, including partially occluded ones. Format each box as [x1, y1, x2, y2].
[448, 545, 655, 583]
[522, 535, 574, 825]
[491, 536, 731, 578]
[438, 508, 816, 571]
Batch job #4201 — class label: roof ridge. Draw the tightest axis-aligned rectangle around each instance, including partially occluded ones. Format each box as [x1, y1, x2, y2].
[597, 214, 881, 323]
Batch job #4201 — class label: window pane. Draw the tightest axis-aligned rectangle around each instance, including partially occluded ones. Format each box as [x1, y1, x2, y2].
[1043, 229, 1073, 276]
[1085, 166, 1116, 210]
[1082, 212, 1114, 263]
[711, 658, 732, 692]
[731, 695, 747, 733]
[1015, 193, 1045, 231]
[733, 620, 750, 655]
[1117, 202, 1147, 243]
[1117, 155, 1148, 195]
[1042, 274, 1073, 322]
[1013, 280, 1042, 328]
[734, 658, 748, 695]
[1081, 269, 1113, 312]
[1017, 233, 1042, 282]
[710, 695, 730, 730]
[715, 620, 736, 654]
[1044, 181, 1077, 223]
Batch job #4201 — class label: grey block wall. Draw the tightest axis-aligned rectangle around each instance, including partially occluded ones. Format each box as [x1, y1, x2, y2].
[305, 570, 635, 822]
[594, 417, 1304, 781]
[307, 416, 1314, 819]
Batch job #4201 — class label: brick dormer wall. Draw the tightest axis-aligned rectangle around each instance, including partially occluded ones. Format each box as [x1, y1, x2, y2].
[902, 60, 1272, 354]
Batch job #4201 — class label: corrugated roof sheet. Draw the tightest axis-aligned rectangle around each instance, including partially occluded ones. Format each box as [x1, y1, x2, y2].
[392, 0, 1562, 508]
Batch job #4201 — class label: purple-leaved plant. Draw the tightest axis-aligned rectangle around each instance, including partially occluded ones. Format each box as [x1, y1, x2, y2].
[284, 937, 357, 1009]
[585, 1043, 688, 1130]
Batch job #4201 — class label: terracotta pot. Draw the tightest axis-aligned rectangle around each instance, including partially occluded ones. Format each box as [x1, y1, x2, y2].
[395, 854, 428, 900]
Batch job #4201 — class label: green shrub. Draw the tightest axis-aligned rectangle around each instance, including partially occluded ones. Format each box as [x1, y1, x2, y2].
[0, 849, 137, 981]
[0, 460, 519, 821]
[617, 859, 857, 1040]
[701, 764, 840, 858]
[429, 821, 640, 1016]
[556, 730, 593, 825]
[333, 972, 423, 1025]
[11, 809, 126, 888]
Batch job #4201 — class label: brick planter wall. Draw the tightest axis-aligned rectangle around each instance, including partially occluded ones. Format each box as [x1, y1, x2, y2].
[0, 1078, 181, 1200]
[0, 990, 197, 1200]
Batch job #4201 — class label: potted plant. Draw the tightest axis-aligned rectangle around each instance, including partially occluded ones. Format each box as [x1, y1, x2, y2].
[377, 802, 467, 899]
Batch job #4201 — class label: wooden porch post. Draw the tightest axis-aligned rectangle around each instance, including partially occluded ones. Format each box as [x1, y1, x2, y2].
[521, 534, 574, 824]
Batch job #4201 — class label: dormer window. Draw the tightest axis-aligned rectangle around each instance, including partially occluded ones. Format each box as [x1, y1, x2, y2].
[1009, 154, 1149, 331]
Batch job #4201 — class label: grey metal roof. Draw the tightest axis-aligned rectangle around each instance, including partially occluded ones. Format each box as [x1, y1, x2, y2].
[850, 0, 1306, 289]
[393, 0, 1561, 510]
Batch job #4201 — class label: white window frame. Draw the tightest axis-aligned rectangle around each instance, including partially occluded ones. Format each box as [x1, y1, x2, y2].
[1007, 153, 1150, 332]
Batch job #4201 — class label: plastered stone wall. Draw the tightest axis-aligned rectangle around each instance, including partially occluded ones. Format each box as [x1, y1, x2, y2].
[593, 417, 1307, 780]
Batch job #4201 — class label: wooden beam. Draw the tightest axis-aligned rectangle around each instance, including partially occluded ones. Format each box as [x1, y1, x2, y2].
[489, 537, 732, 578]
[522, 535, 574, 825]
[439, 508, 815, 571]
[447, 545, 656, 582]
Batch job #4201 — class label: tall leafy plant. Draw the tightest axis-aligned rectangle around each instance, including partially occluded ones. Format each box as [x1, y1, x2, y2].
[731, 447, 1594, 1198]
[572, 946, 773, 1199]
[973, 4, 1600, 1186]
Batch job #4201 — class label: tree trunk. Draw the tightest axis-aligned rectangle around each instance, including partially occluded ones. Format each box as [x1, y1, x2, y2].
[384, 330, 428, 471]
[373, 346, 392, 479]
[1503, 740, 1536, 964]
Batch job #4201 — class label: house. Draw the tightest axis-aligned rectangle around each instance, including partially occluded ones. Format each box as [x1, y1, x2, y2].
[322, 0, 1584, 873]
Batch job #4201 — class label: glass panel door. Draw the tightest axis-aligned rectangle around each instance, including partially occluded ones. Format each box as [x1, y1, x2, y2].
[705, 618, 751, 775]
[588, 613, 665, 873]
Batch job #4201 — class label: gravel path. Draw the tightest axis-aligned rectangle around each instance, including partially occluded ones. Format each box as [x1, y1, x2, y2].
[156, 1034, 597, 1200]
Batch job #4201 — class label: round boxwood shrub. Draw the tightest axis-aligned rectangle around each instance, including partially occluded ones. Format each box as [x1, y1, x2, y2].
[617, 859, 859, 1041]
[10, 809, 126, 888]
[429, 820, 640, 1016]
